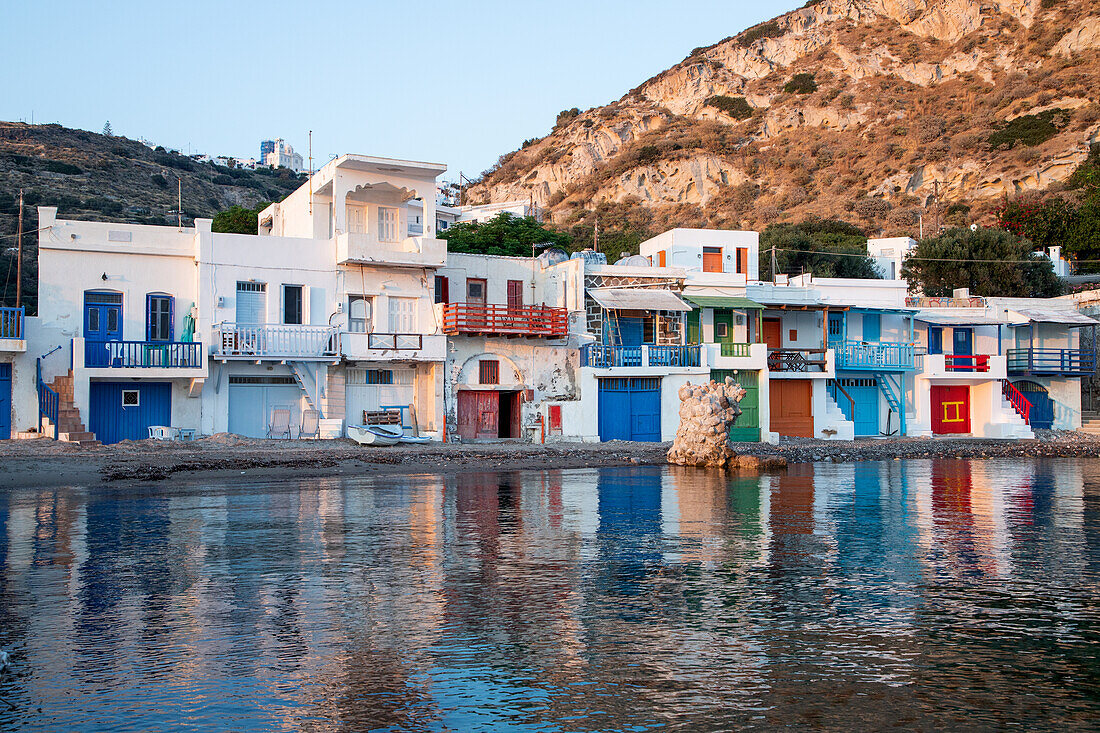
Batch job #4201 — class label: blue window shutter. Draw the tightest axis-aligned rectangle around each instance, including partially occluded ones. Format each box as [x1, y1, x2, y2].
[168, 296, 175, 341]
[146, 294, 153, 341]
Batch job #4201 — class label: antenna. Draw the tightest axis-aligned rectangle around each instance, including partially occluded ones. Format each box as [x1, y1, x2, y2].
[308, 130, 313, 216]
[593, 217, 599, 252]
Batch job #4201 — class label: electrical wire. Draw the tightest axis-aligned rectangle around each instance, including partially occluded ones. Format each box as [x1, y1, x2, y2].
[772, 247, 1096, 264]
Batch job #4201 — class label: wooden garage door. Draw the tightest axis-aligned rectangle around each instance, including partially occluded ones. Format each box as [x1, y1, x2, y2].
[931, 385, 970, 435]
[770, 379, 813, 438]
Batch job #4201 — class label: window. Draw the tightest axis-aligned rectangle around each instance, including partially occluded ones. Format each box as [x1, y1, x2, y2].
[929, 327, 943, 354]
[388, 297, 417, 333]
[507, 280, 524, 309]
[236, 281, 267, 325]
[736, 248, 749, 275]
[283, 285, 303, 325]
[378, 206, 399, 242]
[347, 204, 367, 234]
[643, 316, 656, 343]
[789, 329, 797, 342]
[479, 360, 500, 385]
[121, 389, 140, 407]
[348, 296, 372, 333]
[467, 279, 486, 302]
[87, 308, 99, 332]
[147, 294, 173, 341]
[437, 219, 449, 230]
[715, 322, 729, 339]
[367, 369, 394, 385]
[703, 246, 723, 273]
[434, 276, 449, 304]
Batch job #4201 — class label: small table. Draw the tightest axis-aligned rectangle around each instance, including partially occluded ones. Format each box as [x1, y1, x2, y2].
[177, 428, 197, 441]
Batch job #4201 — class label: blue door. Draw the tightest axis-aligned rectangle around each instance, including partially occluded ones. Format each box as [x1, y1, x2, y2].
[828, 312, 845, 346]
[953, 328, 973, 355]
[598, 377, 661, 442]
[85, 292, 123, 367]
[835, 377, 879, 437]
[1015, 381, 1054, 430]
[862, 314, 880, 342]
[0, 363, 10, 440]
[608, 317, 644, 347]
[89, 382, 171, 444]
[929, 327, 943, 354]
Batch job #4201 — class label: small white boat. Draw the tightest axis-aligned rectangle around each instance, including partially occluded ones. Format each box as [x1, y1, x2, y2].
[398, 435, 431, 444]
[348, 424, 402, 446]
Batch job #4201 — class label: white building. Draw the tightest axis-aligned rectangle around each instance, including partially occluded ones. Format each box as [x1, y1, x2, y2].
[261, 138, 304, 173]
[867, 236, 916, 280]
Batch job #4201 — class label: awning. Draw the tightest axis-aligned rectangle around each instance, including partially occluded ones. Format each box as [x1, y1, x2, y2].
[588, 288, 693, 312]
[915, 311, 1003, 326]
[682, 295, 764, 310]
[1008, 306, 1099, 326]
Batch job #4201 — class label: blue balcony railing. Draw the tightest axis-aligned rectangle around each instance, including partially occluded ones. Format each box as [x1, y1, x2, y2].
[84, 340, 204, 368]
[580, 343, 701, 368]
[1007, 348, 1097, 375]
[834, 340, 915, 371]
[0, 306, 24, 339]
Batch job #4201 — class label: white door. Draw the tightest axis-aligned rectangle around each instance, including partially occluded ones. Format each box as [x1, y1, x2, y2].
[388, 297, 417, 334]
[378, 206, 399, 242]
[347, 204, 367, 234]
[236, 282, 266, 325]
[345, 368, 415, 427]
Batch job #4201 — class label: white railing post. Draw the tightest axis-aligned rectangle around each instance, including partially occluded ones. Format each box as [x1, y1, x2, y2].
[641, 345, 651, 367]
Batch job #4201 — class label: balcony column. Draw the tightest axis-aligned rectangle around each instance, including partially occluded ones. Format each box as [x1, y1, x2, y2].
[1029, 322, 1035, 373]
[419, 186, 436, 238]
[641, 345, 650, 368]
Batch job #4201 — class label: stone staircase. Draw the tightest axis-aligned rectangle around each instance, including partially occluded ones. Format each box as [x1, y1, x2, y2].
[1080, 411, 1100, 436]
[41, 371, 101, 447]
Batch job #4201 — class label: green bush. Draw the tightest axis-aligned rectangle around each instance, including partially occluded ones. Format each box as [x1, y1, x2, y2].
[740, 21, 782, 47]
[150, 173, 168, 188]
[987, 108, 1067, 149]
[212, 174, 235, 185]
[42, 160, 82, 175]
[153, 152, 194, 171]
[705, 95, 754, 120]
[555, 108, 580, 128]
[783, 73, 817, 94]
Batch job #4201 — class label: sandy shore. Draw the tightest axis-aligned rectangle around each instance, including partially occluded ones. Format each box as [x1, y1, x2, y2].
[2, 430, 1100, 489]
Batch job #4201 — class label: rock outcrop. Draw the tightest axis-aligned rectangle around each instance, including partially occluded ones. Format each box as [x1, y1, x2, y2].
[667, 377, 745, 468]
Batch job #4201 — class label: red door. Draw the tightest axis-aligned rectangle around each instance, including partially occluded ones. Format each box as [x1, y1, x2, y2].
[770, 379, 814, 437]
[458, 390, 500, 440]
[763, 318, 782, 349]
[931, 385, 970, 434]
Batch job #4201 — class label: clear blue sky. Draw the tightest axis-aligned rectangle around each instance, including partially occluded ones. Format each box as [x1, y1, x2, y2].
[1, 1, 801, 180]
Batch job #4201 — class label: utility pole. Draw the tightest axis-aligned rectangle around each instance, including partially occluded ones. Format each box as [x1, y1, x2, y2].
[176, 177, 183, 230]
[308, 130, 313, 215]
[593, 217, 599, 253]
[771, 245, 778, 282]
[15, 189, 23, 308]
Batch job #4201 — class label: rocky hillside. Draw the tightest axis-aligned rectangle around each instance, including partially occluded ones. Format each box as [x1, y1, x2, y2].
[466, 0, 1100, 237]
[0, 121, 305, 310]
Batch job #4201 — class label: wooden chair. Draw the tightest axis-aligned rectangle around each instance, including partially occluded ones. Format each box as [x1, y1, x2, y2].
[299, 409, 320, 439]
[268, 408, 292, 439]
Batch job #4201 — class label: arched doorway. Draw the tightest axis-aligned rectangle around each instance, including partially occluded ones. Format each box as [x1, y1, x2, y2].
[1014, 381, 1054, 430]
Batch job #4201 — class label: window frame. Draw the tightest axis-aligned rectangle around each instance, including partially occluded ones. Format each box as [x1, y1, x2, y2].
[282, 284, 304, 325]
[347, 295, 372, 333]
[121, 389, 140, 408]
[146, 293, 174, 342]
[479, 359, 500, 385]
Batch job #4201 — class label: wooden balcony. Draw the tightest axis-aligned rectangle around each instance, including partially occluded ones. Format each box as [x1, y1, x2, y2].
[442, 303, 568, 338]
[767, 348, 827, 373]
[1007, 348, 1097, 376]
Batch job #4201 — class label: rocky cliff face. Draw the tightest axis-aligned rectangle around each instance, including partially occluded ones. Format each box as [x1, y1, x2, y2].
[466, 0, 1100, 235]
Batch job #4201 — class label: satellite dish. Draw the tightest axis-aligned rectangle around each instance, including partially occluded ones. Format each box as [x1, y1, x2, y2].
[970, 223, 978, 231]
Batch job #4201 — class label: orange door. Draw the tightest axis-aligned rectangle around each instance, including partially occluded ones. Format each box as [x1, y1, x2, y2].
[931, 385, 970, 434]
[763, 318, 782, 349]
[770, 379, 813, 437]
[458, 390, 500, 440]
[702, 247, 723, 273]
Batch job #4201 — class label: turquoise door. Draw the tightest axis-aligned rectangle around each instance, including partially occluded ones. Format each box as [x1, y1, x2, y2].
[835, 377, 879, 437]
[862, 314, 880, 342]
[0, 363, 10, 440]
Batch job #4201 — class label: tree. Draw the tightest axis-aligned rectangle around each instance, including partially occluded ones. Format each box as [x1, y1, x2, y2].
[760, 219, 880, 279]
[900, 227, 1062, 297]
[439, 212, 571, 257]
[212, 203, 268, 235]
[102, 120, 112, 136]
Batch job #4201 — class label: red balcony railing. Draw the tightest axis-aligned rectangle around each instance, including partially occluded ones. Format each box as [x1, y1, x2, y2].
[945, 354, 990, 372]
[442, 303, 568, 338]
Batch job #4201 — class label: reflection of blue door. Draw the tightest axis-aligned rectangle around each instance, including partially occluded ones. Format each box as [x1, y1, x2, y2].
[89, 382, 171, 444]
[0, 363, 10, 440]
[953, 328, 973, 355]
[598, 377, 661, 442]
[1015, 381, 1054, 429]
[836, 377, 879, 437]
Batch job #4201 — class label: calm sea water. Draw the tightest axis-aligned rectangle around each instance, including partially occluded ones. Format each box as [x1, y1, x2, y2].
[1, 460, 1098, 731]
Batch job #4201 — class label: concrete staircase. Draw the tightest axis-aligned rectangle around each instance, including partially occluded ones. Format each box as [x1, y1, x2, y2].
[988, 394, 1034, 439]
[41, 371, 101, 447]
[821, 391, 856, 441]
[1079, 411, 1100, 436]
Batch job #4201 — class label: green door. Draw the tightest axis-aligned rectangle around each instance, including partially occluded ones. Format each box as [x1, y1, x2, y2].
[712, 368, 760, 441]
[685, 309, 701, 344]
[714, 309, 735, 346]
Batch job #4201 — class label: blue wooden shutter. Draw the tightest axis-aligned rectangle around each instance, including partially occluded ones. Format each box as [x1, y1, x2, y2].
[146, 294, 154, 341]
[168, 296, 175, 341]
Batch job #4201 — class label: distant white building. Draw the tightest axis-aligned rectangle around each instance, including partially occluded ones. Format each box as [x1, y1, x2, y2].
[867, 236, 917, 280]
[260, 138, 304, 173]
[457, 200, 542, 224]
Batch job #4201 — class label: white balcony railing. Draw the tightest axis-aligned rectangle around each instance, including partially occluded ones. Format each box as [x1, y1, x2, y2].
[214, 323, 339, 360]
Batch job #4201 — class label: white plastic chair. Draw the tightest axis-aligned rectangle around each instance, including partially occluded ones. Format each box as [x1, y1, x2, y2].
[147, 425, 176, 441]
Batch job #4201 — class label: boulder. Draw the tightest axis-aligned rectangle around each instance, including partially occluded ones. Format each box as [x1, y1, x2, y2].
[667, 377, 746, 468]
